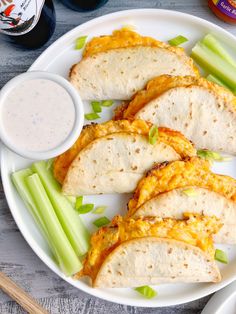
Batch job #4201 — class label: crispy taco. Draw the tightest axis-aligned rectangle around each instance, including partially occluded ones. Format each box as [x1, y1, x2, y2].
[70, 29, 199, 100]
[53, 120, 196, 195]
[77, 214, 222, 288]
[115, 75, 236, 154]
[128, 157, 236, 244]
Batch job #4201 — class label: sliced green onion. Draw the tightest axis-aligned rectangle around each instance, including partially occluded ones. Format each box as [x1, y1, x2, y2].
[101, 100, 114, 107]
[214, 249, 228, 264]
[135, 286, 157, 299]
[75, 196, 83, 210]
[93, 206, 107, 214]
[76, 204, 94, 214]
[93, 216, 110, 227]
[197, 149, 222, 161]
[201, 34, 236, 68]
[91, 101, 102, 113]
[191, 42, 236, 90]
[168, 35, 188, 46]
[85, 113, 100, 120]
[32, 161, 90, 256]
[149, 125, 159, 145]
[75, 36, 87, 50]
[182, 188, 198, 197]
[26, 173, 82, 276]
[206, 74, 229, 89]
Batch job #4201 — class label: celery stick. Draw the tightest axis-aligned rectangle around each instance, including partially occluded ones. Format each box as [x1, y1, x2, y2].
[206, 74, 230, 89]
[191, 42, 236, 90]
[26, 174, 82, 276]
[32, 161, 90, 256]
[12, 169, 49, 239]
[12, 169, 59, 263]
[201, 34, 236, 68]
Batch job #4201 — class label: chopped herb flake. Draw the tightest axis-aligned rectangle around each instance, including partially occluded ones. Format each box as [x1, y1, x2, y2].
[85, 113, 100, 120]
[93, 206, 107, 214]
[75, 36, 87, 50]
[168, 35, 188, 46]
[75, 196, 83, 210]
[215, 249, 228, 264]
[91, 101, 102, 113]
[76, 204, 94, 214]
[135, 286, 157, 299]
[149, 125, 159, 145]
[101, 100, 114, 107]
[93, 216, 110, 227]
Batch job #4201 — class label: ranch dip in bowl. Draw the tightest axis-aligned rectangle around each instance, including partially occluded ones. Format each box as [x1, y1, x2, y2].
[0, 71, 84, 160]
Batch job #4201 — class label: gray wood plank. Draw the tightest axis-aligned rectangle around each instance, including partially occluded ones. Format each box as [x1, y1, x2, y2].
[0, 0, 235, 313]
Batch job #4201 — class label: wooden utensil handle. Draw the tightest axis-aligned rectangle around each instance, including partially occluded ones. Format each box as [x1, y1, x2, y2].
[0, 272, 48, 314]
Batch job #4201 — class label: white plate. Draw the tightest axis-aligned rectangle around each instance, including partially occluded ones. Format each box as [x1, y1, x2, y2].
[1, 9, 236, 308]
[201, 281, 236, 314]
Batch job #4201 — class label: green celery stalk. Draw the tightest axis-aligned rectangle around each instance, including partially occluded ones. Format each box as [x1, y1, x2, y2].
[12, 169, 50, 241]
[26, 174, 82, 276]
[201, 34, 236, 68]
[191, 42, 236, 90]
[206, 74, 230, 89]
[32, 161, 90, 256]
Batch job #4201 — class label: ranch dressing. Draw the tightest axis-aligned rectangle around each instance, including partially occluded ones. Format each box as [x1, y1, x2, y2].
[2, 79, 75, 152]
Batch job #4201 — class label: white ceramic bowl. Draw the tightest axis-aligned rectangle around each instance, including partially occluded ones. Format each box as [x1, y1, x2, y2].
[0, 71, 84, 160]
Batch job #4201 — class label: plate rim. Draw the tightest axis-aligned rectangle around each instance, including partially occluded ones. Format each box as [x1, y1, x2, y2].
[2, 8, 236, 308]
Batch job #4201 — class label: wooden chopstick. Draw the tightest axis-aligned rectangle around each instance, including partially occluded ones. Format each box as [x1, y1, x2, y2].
[0, 272, 49, 314]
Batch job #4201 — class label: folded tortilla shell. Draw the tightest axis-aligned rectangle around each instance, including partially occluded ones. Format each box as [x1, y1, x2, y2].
[94, 237, 221, 288]
[128, 157, 236, 214]
[62, 132, 181, 195]
[54, 120, 196, 185]
[131, 187, 236, 244]
[121, 75, 236, 153]
[70, 47, 198, 100]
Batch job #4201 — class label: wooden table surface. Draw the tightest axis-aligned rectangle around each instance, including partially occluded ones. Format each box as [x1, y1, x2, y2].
[0, 0, 236, 313]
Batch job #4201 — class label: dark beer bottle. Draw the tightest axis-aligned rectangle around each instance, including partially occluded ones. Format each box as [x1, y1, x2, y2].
[0, 0, 56, 49]
[60, 0, 108, 12]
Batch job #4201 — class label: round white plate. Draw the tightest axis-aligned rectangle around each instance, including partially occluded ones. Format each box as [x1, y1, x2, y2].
[1, 9, 236, 308]
[201, 281, 236, 314]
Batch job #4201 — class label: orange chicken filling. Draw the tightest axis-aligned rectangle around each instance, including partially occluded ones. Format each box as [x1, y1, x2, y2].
[83, 28, 169, 58]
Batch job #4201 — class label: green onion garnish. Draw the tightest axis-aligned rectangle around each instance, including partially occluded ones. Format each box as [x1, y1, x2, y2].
[135, 286, 157, 299]
[93, 206, 107, 214]
[168, 35, 188, 46]
[75, 196, 83, 210]
[85, 113, 100, 120]
[182, 188, 198, 197]
[76, 204, 94, 214]
[197, 149, 222, 161]
[101, 100, 114, 107]
[93, 216, 110, 227]
[149, 125, 159, 145]
[214, 249, 228, 264]
[75, 36, 87, 50]
[91, 101, 102, 113]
